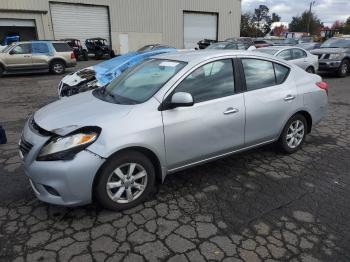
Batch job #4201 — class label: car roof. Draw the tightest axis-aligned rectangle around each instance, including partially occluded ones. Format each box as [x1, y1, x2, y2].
[258, 46, 299, 51]
[152, 50, 281, 63]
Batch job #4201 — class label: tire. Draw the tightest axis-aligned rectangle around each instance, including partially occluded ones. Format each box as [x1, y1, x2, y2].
[83, 50, 89, 61]
[50, 61, 65, 75]
[95, 51, 103, 60]
[110, 50, 115, 58]
[95, 151, 156, 211]
[337, 60, 349, 77]
[306, 66, 315, 74]
[278, 114, 307, 154]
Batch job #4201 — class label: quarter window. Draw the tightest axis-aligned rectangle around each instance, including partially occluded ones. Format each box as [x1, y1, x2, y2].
[274, 63, 290, 85]
[175, 59, 235, 103]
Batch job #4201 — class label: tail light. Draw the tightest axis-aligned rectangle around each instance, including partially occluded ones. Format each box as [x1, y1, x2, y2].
[70, 52, 75, 59]
[316, 81, 328, 96]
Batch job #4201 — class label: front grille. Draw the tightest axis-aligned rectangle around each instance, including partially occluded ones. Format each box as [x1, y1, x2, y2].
[318, 54, 323, 59]
[19, 137, 33, 159]
[30, 118, 53, 137]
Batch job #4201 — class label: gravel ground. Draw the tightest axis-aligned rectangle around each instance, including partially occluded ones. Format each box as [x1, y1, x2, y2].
[0, 60, 349, 262]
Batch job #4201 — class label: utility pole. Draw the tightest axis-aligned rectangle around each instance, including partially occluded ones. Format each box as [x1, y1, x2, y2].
[307, 1, 316, 35]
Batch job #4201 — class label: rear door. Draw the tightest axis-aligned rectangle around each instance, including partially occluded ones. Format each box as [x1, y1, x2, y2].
[5, 43, 32, 70]
[162, 58, 245, 170]
[240, 58, 299, 146]
[291, 48, 308, 70]
[31, 42, 51, 69]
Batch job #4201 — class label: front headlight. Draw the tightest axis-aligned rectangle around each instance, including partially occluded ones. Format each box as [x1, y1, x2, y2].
[37, 128, 100, 161]
[329, 53, 343, 60]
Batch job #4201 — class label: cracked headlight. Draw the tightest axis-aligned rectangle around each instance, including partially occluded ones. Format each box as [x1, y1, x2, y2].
[329, 53, 343, 60]
[37, 127, 100, 161]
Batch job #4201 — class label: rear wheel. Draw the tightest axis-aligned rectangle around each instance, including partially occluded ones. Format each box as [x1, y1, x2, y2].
[306, 66, 315, 74]
[337, 60, 349, 77]
[95, 151, 156, 210]
[278, 114, 307, 154]
[110, 50, 115, 58]
[50, 61, 65, 75]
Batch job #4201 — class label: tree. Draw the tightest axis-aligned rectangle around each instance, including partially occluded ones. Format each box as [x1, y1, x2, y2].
[272, 13, 281, 23]
[289, 11, 323, 35]
[240, 12, 260, 37]
[253, 5, 273, 36]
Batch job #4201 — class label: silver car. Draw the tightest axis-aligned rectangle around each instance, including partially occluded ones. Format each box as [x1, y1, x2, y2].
[20, 50, 328, 210]
[255, 46, 319, 73]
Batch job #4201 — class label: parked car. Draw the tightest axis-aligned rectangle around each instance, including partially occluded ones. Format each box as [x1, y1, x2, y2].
[253, 39, 273, 48]
[61, 38, 88, 61]
[268, 38, 298, 46]
[255, 46, 318, 73]
[137, 44, 175, 52]
[296, 42, 321, 51]
[197, 39, 217, 49]
[85, 38, 115, 60]
[20, 50, 328, 210]
[226, 37, 255, 50]
[298, 37, 314, 44]
[58, 47, 177, 97]
[0, 41, 76, 77]
[310, 37, 350, 77]
[206, 41, 247, 50]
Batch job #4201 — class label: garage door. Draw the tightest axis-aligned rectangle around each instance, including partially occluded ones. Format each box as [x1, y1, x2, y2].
[184, 12, 218, 49]
[50, 3, 110, 45]
[0, 19, 37, 42]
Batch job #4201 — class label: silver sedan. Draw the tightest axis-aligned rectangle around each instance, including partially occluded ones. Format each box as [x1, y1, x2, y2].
[255, 46, 319, 73]
[20, 50, 328, 210]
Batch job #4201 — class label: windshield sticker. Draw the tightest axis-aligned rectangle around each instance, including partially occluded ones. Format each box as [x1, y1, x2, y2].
[159, 61, 180, 67]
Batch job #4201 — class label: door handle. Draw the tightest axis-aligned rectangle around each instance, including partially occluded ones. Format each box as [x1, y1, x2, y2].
[284, 95, 296, 101]
[24, 55, 30, 58]
[223, 107, 239, 115]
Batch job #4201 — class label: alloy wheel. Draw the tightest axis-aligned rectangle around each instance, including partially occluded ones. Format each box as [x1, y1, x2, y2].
[53, 63, 64, 74]
[286, 120, 305, 149]
[341, 63, 348, 75]
[106, 163, 148, 204]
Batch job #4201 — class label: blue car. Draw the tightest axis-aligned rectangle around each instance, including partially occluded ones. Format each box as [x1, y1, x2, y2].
[58, 47, 177, 97]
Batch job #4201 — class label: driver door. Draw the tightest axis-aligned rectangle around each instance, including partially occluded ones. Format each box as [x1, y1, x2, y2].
[162, 58, 245, 171]
[5, 43, 32, 70]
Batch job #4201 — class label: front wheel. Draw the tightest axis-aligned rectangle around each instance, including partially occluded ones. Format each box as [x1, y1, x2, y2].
[337, 60, 349, 77]
[95, 151, 156, 210]
[278, 114, 307, 154]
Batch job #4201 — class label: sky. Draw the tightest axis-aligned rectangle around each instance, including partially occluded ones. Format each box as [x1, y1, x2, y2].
[241, 0, 350, 27]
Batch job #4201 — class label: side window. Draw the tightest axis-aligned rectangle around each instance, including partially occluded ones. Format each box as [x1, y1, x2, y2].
[292, 49, 307, 59]
[32, 43, 50, 54]
[274, 63, 290, 85]
[11, 44, 31, 55]
[242, 59, 275, 91]
[52, 43, 72, 52]
[175, 59, 235, 103]
[277, 50, 293, 60]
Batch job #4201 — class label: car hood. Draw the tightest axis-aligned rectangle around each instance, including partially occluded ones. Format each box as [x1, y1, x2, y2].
[311, 47, 347, 54]
[61, 48, 177, 88]
[34, 91, 133, 134]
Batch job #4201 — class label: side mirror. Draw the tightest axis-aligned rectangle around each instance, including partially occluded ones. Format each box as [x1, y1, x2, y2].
[9, 50, 14, 55]
[170, 92, 194, 108]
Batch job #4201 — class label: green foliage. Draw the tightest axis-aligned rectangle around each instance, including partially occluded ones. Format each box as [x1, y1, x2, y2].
[240, 5, 274, 37]
[289, 11, 323, 35]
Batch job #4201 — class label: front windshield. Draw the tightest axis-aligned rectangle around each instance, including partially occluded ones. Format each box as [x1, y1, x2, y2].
[100, 59, 186, 104]
[255, 49, 278, 55]
[2, 44, 13, 53]
[321, 38, 350, 48]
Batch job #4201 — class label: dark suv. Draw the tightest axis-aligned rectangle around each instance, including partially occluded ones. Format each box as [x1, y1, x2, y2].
[311, 37, 350, 77]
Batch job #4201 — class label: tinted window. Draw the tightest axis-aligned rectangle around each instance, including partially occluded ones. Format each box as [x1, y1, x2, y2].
[32, 43, 50, 53]
[242, 59, 275, 91]
[175, 59, 235, 103]
[11, 44, 31, 54]
[104, 59, 186, 104]
[52, 43, 72, 52]
[277, 50, 293, 60]
[292, 48, 307, 59]
[274, 63, 290, 84]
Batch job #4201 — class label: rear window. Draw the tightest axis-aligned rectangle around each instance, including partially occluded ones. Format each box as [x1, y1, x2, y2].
[52, 43, 72, 52]
[255, 49, 278, 55]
